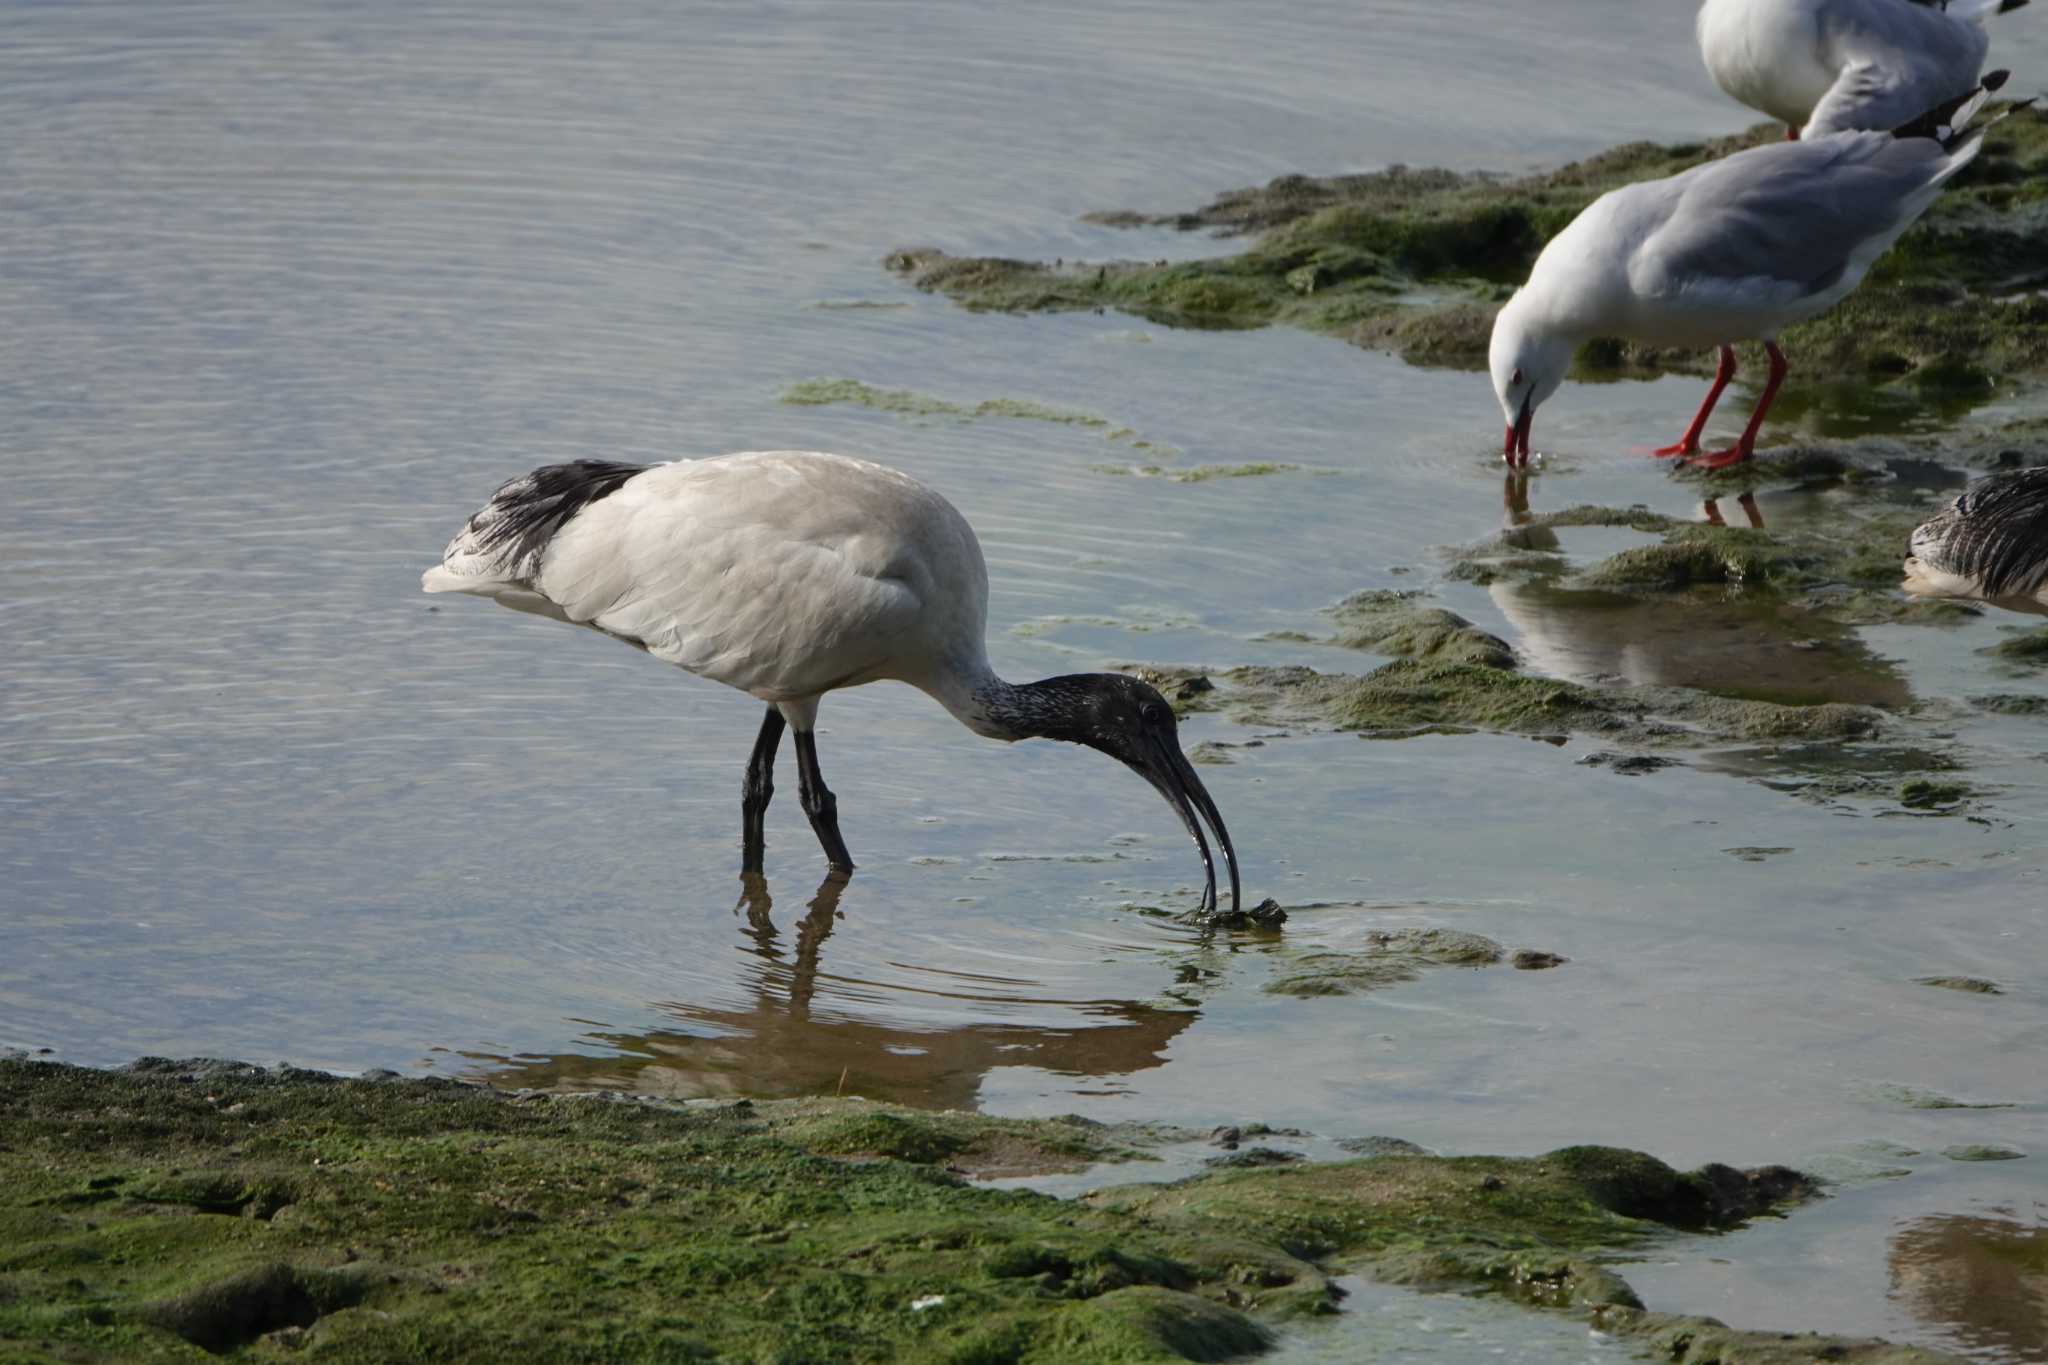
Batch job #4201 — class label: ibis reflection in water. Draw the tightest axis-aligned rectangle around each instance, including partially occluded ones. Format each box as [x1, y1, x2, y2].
[423, 451, 1240, 916]
[468, 872, 1199, 1110]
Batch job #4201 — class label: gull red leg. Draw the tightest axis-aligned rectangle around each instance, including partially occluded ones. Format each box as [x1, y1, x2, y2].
[1689, 342, 1787, 471]
[1653, 344, 1737, 457]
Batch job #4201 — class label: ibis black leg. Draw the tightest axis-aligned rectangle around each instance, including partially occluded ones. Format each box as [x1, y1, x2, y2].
[741, 706, 786, 875]
[792, 728, 854, 873]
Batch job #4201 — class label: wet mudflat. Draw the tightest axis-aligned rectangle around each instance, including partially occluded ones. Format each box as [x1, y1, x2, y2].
[4, 1, 2046, 1359]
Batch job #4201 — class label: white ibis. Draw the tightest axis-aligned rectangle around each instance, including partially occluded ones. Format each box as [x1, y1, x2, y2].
[1904, 466, 2048, 605]
[1697, 0, 2025, 138]
[1489, 76, 2014, 471]
[421, 450, 1242, 915]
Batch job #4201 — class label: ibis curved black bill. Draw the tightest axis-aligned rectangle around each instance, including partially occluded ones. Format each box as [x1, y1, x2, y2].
[1133, 734, 1240, 917]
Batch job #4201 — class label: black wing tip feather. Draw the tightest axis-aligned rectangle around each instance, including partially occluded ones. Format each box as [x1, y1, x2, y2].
[1929, 467, 2048, 598]
[471, 459, 651, 574]
[1905, 1, 2027, 13]
[1890, 71, 2020, 148]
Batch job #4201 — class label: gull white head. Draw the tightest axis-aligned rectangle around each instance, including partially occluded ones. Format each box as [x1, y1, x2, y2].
[1488, 289, 1575, 467]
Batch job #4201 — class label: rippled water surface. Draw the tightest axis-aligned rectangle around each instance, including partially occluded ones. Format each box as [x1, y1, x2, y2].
[5, 3, 2047, 1358]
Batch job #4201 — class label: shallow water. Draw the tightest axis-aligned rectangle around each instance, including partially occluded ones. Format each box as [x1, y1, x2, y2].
[5, 2, 2047, 1357]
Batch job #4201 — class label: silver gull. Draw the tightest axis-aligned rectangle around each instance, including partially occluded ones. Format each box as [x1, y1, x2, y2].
[1489, 77, 2020, 469]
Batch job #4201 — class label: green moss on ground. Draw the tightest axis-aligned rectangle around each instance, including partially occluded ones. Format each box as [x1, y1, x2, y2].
[889, 113, 2048, 389]
[1576, 528, 1783, 589]
[0, 1060, 1249, 1364]
[1263, 928, 1505, 998]
[1466, 489, 1983, 629]
[0, 1059, 1963, 1363]
[1478, 495, 1907, 592]
[1093, 462, 1300, 483]
[1915, 976, 2003, 995]
[1971, 692, 2048, 714]
[1088, 1145, 1807, 1268]
[1126, 659, 1881, 747]
[782, 378, 1148, 435]
[1861, 1081, 2017, 1111]
[1324, 591, 1516, 667]
[1896, 779, 1974, 810]
[1984, 626, 2048, 663]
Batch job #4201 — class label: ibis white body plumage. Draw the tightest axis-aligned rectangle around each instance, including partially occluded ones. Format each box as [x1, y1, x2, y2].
[423, 450, 1241, 913]
[427, 452, 993, 731]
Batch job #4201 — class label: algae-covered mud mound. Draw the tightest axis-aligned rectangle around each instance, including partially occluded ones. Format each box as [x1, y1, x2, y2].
[1117, 432, 2048, 815]
[0, 1059, 1967, 1363]
[887, 114, 2048, 394]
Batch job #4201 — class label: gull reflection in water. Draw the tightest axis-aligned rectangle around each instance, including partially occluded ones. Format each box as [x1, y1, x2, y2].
[1699, 492, 1763, 528]
[479, 873, 1197, 1110]
[1486, 578, 1910, 707]
[1889, 1213, 2047, 1362]
[1494, 474, 1906, 707]
[1499, 470, 1764, 533]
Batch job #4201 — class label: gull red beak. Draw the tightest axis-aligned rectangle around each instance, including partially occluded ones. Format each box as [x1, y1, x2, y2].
[1503, 395, 1533, 466]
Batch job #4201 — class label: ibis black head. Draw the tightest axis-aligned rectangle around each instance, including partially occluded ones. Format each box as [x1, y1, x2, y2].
[1026, 673, 1241, 917]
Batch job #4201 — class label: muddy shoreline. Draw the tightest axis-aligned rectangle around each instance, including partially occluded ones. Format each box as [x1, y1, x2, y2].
[0, 1056, 1972, 1362]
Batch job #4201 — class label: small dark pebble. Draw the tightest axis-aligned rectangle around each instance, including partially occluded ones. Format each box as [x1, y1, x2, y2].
[1511, 950, 1569, 971]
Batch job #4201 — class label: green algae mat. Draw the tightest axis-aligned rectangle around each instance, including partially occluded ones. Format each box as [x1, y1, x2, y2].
[886, 112, 2048, 396]
[0, 1059, 1965, 1362]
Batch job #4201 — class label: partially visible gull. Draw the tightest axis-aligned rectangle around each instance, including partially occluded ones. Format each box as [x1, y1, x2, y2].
[1698, 0, 2026, 137]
